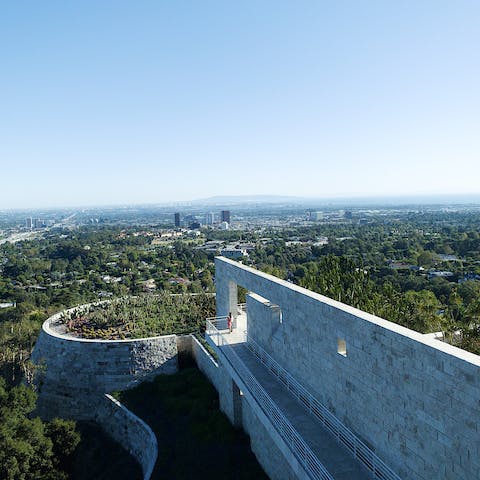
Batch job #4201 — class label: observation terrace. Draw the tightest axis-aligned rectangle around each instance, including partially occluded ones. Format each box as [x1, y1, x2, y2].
[207, 256, 480, 480]
[206, 307, 393, 480]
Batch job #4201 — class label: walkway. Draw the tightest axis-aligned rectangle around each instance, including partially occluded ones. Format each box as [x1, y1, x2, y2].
[211, 312, 371, 480]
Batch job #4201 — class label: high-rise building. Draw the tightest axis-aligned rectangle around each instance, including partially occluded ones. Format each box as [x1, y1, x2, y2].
[174, 213, 181, 227]
[221, 210, 231, 223]
[205, 212, 215, 225]
[189, 221, 201, 229]
[26, 217, 33, 229]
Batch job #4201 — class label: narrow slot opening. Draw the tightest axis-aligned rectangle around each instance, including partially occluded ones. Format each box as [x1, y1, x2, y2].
[337, 338, 347, 357]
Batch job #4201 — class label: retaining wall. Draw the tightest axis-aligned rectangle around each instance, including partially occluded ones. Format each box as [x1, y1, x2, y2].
[31, 308, 178, 420]
[242, 399, 298, 480]
[95, 394, 158, 480]
[190, 334, 298, 479]
[190, 335, 237, 423]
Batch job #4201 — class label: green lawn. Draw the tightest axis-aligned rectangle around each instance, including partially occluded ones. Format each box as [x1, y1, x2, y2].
[118, 368, 269, 480]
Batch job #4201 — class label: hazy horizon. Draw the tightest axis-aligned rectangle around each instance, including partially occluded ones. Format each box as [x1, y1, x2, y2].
[3, 192, 480, 213]
[1, 2, 479, 209]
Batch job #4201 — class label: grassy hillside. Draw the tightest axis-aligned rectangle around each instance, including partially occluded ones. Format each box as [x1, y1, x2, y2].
[117, 368, 269, 480]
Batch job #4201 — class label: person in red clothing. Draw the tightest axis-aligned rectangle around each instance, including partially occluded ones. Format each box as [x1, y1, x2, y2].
[227, 312, 233, 333]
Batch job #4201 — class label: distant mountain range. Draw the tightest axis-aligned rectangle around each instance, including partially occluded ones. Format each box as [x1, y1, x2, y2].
[191, 195, 306, 205]
[189, 193, 480, 207]
[5, 193, 480, 213]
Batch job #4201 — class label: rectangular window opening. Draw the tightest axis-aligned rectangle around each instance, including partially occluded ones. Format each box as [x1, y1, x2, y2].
[337, 338, 347, 357]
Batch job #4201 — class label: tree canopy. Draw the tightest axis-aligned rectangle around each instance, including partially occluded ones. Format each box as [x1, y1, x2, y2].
[0, 378, 80, 480]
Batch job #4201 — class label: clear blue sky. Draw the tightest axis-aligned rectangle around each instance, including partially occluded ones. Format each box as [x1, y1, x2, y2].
[1, 1, 479, 208]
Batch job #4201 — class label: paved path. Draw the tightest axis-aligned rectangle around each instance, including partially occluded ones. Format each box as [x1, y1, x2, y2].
[221, 312, 370, 480]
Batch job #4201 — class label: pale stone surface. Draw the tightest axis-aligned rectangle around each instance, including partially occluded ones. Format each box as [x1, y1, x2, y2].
[242, 399, 298, 480]
[96, 394, 158, 480]
[34, 311, 304, 480]
[190, 334, 298, 480]
[31, 311, 178, 420]
[39, 275, 476, 480]
[216, 256, 480, 480]
[30, 309, 177, 480]
[31, 306, 314, 480]
[190, 334, 236, 424]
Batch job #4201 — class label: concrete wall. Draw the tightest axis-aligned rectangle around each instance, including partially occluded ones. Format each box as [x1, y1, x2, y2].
[31, 309, 178, 420]
[190, 334, 298, 479]
[190, 334, 236, 424]
[216, 256, 480, 480]
[95, 394, 158, 480]
[242, 399, 298, 480]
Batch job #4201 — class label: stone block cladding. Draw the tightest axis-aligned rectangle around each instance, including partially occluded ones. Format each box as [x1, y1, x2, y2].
[242, 400, 299, 480]
[190, 334, 236, 423]
[30, 308, 180, 480]
[31, 308, 178, 420]
[95, 394, 158, 480]
[190, 334, 298, 480]
[216, 256, 480, 480]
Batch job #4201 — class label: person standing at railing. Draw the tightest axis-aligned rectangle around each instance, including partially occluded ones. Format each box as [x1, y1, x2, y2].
[227, 312, 233, 333]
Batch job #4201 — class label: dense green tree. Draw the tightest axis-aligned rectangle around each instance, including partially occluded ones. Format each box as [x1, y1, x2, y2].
[417, 250, 436, 267]
[0, 379, 79, 480]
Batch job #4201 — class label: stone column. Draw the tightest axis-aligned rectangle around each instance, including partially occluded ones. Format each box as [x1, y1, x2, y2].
[215, 258, 238, 318]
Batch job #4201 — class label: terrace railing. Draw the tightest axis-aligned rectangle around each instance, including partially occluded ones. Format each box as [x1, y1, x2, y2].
[246, 336, 401, 480]
[206, 315, 229, 331]
[205, 319, 334, 480]
[207, 310, 245, 331]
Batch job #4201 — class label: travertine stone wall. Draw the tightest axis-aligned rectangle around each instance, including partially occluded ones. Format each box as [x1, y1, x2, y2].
[189, 335, 236, 424]
[31, 309, 178, 420]
[96, 394, 158, 480]
[190, 334, 298, 480]
[216, 256, 480, 480]
[242, 399, 298, 480]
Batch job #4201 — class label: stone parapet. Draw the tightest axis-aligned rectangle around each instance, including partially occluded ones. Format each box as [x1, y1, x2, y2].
[95, 394, 158, 480]
[31, 307, 178, 420]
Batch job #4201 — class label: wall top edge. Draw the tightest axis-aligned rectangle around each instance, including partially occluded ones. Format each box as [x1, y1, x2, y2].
[103, 393, 158, 434]
[215, 256, 480, 367]
[190, 334, 219, 367]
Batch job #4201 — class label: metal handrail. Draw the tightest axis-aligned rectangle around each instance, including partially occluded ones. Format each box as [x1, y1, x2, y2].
[205, 320, 334, 480]
[246, 336, 401, 480]
[206, 314, 242, 330]
[205, 315, 229, 331]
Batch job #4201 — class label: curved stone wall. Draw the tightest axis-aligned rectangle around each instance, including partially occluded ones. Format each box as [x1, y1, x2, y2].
[31, 306, 178, 420]
[96, 394, 158, 480]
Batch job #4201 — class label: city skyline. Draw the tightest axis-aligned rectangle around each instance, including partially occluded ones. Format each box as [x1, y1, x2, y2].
[1, 1, 480, 209]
